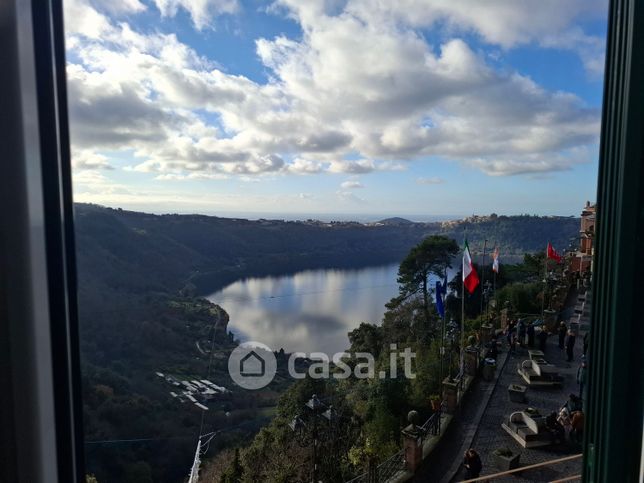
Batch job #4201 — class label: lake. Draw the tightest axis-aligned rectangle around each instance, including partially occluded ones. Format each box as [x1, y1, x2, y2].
[207, 264, 402, 355]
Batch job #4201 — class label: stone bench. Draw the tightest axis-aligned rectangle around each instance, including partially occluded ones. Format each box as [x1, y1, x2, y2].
[527, 350, 545, 360]
[501, 411, 552, 448]
[518, 360, 563, 387]
[532, 358, 557, 376]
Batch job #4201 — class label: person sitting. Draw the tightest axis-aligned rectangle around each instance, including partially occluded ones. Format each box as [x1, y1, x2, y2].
[545, 411, 565, 443]
[570, 411, 585, 443]
[558, 406, 572, 434]
[563, 393, 583, 414]
[463, 448, 482, 479]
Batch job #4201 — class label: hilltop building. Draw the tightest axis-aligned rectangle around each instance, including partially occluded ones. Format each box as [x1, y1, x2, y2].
[570, 201, 596, 274]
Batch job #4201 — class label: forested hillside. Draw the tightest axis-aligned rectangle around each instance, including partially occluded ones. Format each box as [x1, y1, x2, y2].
[74, 204, 579, 482]
[75, 204, 578, 296]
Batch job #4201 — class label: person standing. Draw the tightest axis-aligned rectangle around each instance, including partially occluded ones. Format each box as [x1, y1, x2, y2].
[506, 319, 516, 347]
[538, 328, 549, 352]
[463, 449, 482, 479]
[527, 322, 535, 348]
[518, 319, 526, 347]
[510, 334, 517, 356]
[558, 321, 568, 350]
[566, 329, 576, 362]
[577, 356, 587, 400]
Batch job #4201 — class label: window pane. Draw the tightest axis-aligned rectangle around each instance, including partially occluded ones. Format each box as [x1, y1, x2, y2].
[64, 1, 607, 481]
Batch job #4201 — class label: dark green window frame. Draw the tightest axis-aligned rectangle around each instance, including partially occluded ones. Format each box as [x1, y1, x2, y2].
[583, 0, 643, 482]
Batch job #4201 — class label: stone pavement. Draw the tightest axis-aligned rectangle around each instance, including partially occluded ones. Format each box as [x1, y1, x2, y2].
[412, 350, 511, 483]
[452, 332, 584, 482]
[412, 291, 586, 482]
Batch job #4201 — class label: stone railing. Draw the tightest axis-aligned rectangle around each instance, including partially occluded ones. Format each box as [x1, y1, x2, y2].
[345, 412, 443, 483]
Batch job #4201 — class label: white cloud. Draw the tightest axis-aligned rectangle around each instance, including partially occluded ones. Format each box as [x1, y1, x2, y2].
[340, 180, 364, 189]
[152, 0, 240, 29]
[64, 0, 113, 39]
[329, 160, 376, 174]
[340, 0, 607, 76]
[93, 0, 147, 15]
[72, 149, 114, 170]
[342, 0, 607, 46]
[288, 158, 326, 174]
[64, 0, 604, 183]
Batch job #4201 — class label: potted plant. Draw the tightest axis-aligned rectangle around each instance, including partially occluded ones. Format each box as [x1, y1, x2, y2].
[492, 447, 520, 471]
[508, 384, 527, 403]
[525, 407, 540, 417]
[430, 394, 441, 412]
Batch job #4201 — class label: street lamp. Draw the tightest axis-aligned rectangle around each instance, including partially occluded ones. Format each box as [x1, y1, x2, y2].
[289, 394, 341, 483]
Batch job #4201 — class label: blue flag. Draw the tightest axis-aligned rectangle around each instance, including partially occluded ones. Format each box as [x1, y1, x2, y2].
[436, 279, 447, 318]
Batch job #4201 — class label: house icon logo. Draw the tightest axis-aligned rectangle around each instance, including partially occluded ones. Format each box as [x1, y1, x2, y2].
[240, 350, 265, 377]
[228, 341, 276, 390]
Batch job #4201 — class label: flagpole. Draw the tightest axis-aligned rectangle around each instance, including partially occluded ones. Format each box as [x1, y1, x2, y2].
[542, 243, 548, 317]
[439, 266, 446, 385]
[492, 245, 497, 325]
[460, 237, 465, 384]
[461, 273, 465, 383]
[480, 240, 487, 317]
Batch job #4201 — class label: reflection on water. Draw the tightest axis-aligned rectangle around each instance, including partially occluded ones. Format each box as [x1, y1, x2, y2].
[207, 265, 400, 355]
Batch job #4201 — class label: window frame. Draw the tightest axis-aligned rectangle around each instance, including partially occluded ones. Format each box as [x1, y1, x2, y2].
[0, 0, 84, 481]
[0, 0, 641, 481]
[582, 0, 643, 481]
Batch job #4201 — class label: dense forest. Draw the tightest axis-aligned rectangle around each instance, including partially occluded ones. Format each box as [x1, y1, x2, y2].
[75, 204, 578, 296]
[74, 204, 579, 481]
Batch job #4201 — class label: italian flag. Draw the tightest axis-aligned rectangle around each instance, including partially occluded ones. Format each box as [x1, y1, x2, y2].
[463, 240, 480, 294]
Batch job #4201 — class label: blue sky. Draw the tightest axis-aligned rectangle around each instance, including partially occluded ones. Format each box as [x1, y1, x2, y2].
[65, 0, 608, 219]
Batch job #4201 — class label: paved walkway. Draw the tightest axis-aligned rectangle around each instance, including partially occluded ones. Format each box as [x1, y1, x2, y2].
[454, 334, 584, 481]
[413, 290, 586, 483]
[412, 351, 510, 482]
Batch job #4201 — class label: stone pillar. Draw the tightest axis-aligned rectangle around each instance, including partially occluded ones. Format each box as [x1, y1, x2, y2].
[464, 347, 479, 376]
[442, 377, 458, 413]
[401, 411, 423, 473]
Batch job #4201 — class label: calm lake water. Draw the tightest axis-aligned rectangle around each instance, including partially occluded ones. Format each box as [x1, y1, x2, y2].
[207, 264, 402, 355]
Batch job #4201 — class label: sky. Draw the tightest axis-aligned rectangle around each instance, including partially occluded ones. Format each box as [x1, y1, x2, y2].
[65, 0, 608, 219]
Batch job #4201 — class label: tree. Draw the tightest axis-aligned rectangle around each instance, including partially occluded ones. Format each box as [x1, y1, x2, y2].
[348, 323, 383, 359]
[495, 282, 542, 314]
[396, 236, 458, 326]
[446, 266, 482, 319]
[220, 448, 244, 483]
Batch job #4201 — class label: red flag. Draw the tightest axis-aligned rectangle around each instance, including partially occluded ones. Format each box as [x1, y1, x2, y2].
[547, 242, 562, 263]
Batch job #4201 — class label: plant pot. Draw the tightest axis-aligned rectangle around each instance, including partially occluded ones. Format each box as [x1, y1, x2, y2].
[493, 452, 520, 471]
[508, 384, 527, 403]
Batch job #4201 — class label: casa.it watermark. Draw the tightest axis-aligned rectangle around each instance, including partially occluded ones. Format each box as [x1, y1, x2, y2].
[228, 342, 416, 390]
